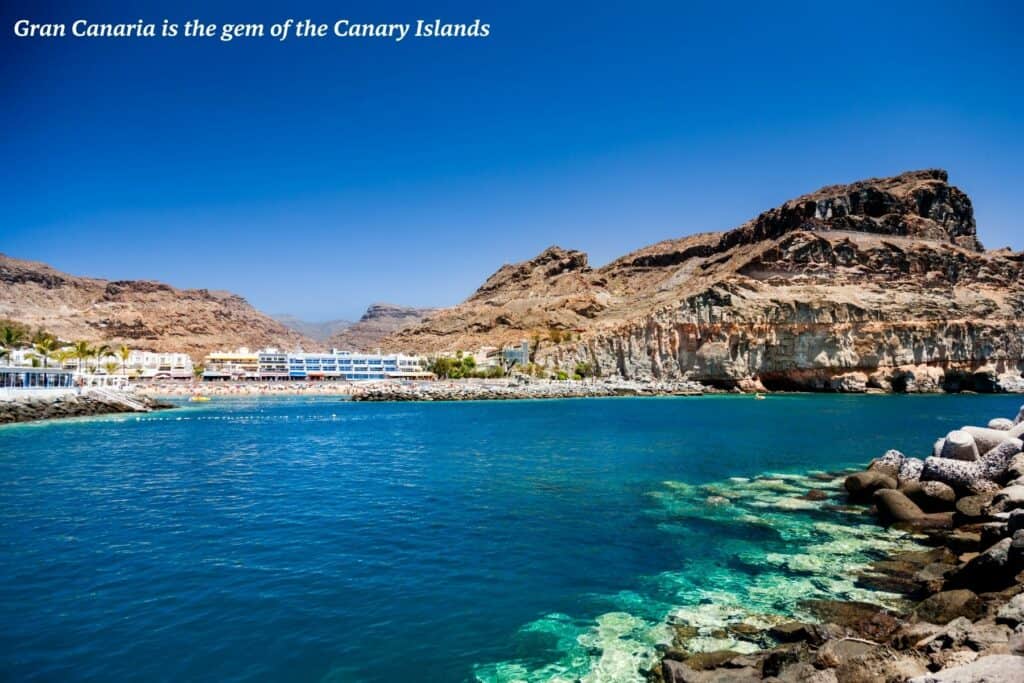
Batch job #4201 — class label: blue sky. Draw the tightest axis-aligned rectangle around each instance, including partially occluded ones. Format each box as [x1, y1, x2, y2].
[2, 1, 1022, 320]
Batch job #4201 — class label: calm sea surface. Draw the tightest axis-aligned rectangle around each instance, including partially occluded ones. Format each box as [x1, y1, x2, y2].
[1, 394, 1020, 682]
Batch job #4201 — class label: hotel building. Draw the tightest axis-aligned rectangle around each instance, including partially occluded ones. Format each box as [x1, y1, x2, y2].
[203, 349, 429, 382]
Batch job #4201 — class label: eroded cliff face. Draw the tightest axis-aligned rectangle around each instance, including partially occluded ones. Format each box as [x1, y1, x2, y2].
[388, 170, 1024, 391]
[327, 303, 437, 351]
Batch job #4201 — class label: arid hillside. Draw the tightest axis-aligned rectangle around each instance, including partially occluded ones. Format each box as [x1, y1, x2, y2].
[386, 170, 1024, 391]
[0, 254, 315, 358]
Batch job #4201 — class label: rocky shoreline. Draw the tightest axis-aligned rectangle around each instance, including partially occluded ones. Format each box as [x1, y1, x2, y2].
[648, 406, 1024, 682]
[349, 379, 708, 401]
[0, 391, 174, 425]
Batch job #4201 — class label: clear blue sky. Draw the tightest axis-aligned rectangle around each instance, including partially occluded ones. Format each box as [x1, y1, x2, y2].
[2, 1, 1022, 320]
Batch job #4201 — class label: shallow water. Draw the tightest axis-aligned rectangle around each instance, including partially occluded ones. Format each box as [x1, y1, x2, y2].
[0, 394, 1020, 682]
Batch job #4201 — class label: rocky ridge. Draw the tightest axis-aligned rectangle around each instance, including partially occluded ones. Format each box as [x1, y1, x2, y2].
[0, 254, 315, 358]
[386, 170, 1024, 392]
[327, 303, 436, 351]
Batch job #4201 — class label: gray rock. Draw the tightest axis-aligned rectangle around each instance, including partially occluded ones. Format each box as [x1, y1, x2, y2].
[907, 654, 1024, 682]
[921, 457, 983, 493]
[941, 430, 980, 461]
[899, 457, 925, 485]
[996, 593, 1024, 627]
[913, 590, 983, 625]
[962, 426, 1018, 455]
[964, 618, 1012, 653]
[978, 439, 1024, 482]
[916, 616, 973, 652]
[917, 480, 958, 511]
[988, 418, 1015, 431]
[989, 485, 1024, 513]
[948, 537, 1021, 590]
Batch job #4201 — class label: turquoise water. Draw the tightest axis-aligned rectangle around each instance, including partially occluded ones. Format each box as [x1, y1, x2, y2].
[1, 394, 1020, 682]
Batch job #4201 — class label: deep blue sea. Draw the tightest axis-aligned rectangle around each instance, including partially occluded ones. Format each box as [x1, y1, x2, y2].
[1, 394, 1021, 682]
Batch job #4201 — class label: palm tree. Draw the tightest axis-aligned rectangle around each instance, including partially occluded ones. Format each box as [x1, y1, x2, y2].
[117, 344, 131, 375]
[1, 324, 26, 350]
[1, 324, 27, 362]
[103, 361, 120, 376]
[72, 341, 93, 375]
[53, 349, 73, 369]
[29, 335, 59, 368]
[92, 344, 112, 374]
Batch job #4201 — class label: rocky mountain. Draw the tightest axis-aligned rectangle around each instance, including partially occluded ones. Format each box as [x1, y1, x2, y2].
[386, 170, 1024, 392]
[328, 303, 437, 351]
[0, 254, 315, 358]
[271, 314, 353, 343]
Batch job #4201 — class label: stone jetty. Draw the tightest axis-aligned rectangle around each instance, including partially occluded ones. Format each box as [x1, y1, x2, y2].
[650, 404, 1024, 682]
[0, 390, 173, 425]
[349, 379, 707, 402]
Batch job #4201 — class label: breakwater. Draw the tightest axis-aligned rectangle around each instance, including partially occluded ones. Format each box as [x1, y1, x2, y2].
[652, 405, 1024, 682]
[350, 379, 707, 401]
[0, 390, 173, 425]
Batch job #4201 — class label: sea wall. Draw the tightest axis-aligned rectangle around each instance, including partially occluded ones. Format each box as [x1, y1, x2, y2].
[0, 391, 173, 425]
[349, 379, 705, 401]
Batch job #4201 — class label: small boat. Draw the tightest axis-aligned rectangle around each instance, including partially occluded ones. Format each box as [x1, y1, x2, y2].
[754, 393, 766, 400]
[189, 395, 212, 402]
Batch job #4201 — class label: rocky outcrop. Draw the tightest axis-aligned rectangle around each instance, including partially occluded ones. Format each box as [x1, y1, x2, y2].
[0, 392, 173, 425]
[327, 303, 436, 351]
[386, 170, 1024, 392]
[0, 254, 314, 358]
[648, 404, 1024, 682]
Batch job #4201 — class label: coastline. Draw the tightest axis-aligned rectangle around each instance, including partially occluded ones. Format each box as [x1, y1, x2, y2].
[647, 405, 1024, 682]
[134, 377, 1024, 402]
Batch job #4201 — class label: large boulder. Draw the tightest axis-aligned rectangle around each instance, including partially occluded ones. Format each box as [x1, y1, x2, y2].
[913, 590, 984, 624]
[977, 439, 1023, 482]
[947, 538, 1021, 590]
[845, 471, 896, 501]
[989, 485, 1024, 513]
[996, 594, 1024, 627]
[907, 654, 1024, 682]
[989, 417, 1015, 431]
[961, 426, 1017, 454]
[903, 480, 957, 512]
[940, 430, 980, 461]
[921, 457, 983, 494]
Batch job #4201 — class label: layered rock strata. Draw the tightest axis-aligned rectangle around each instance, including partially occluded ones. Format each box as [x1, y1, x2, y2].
[387, 170, 1024, 392]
